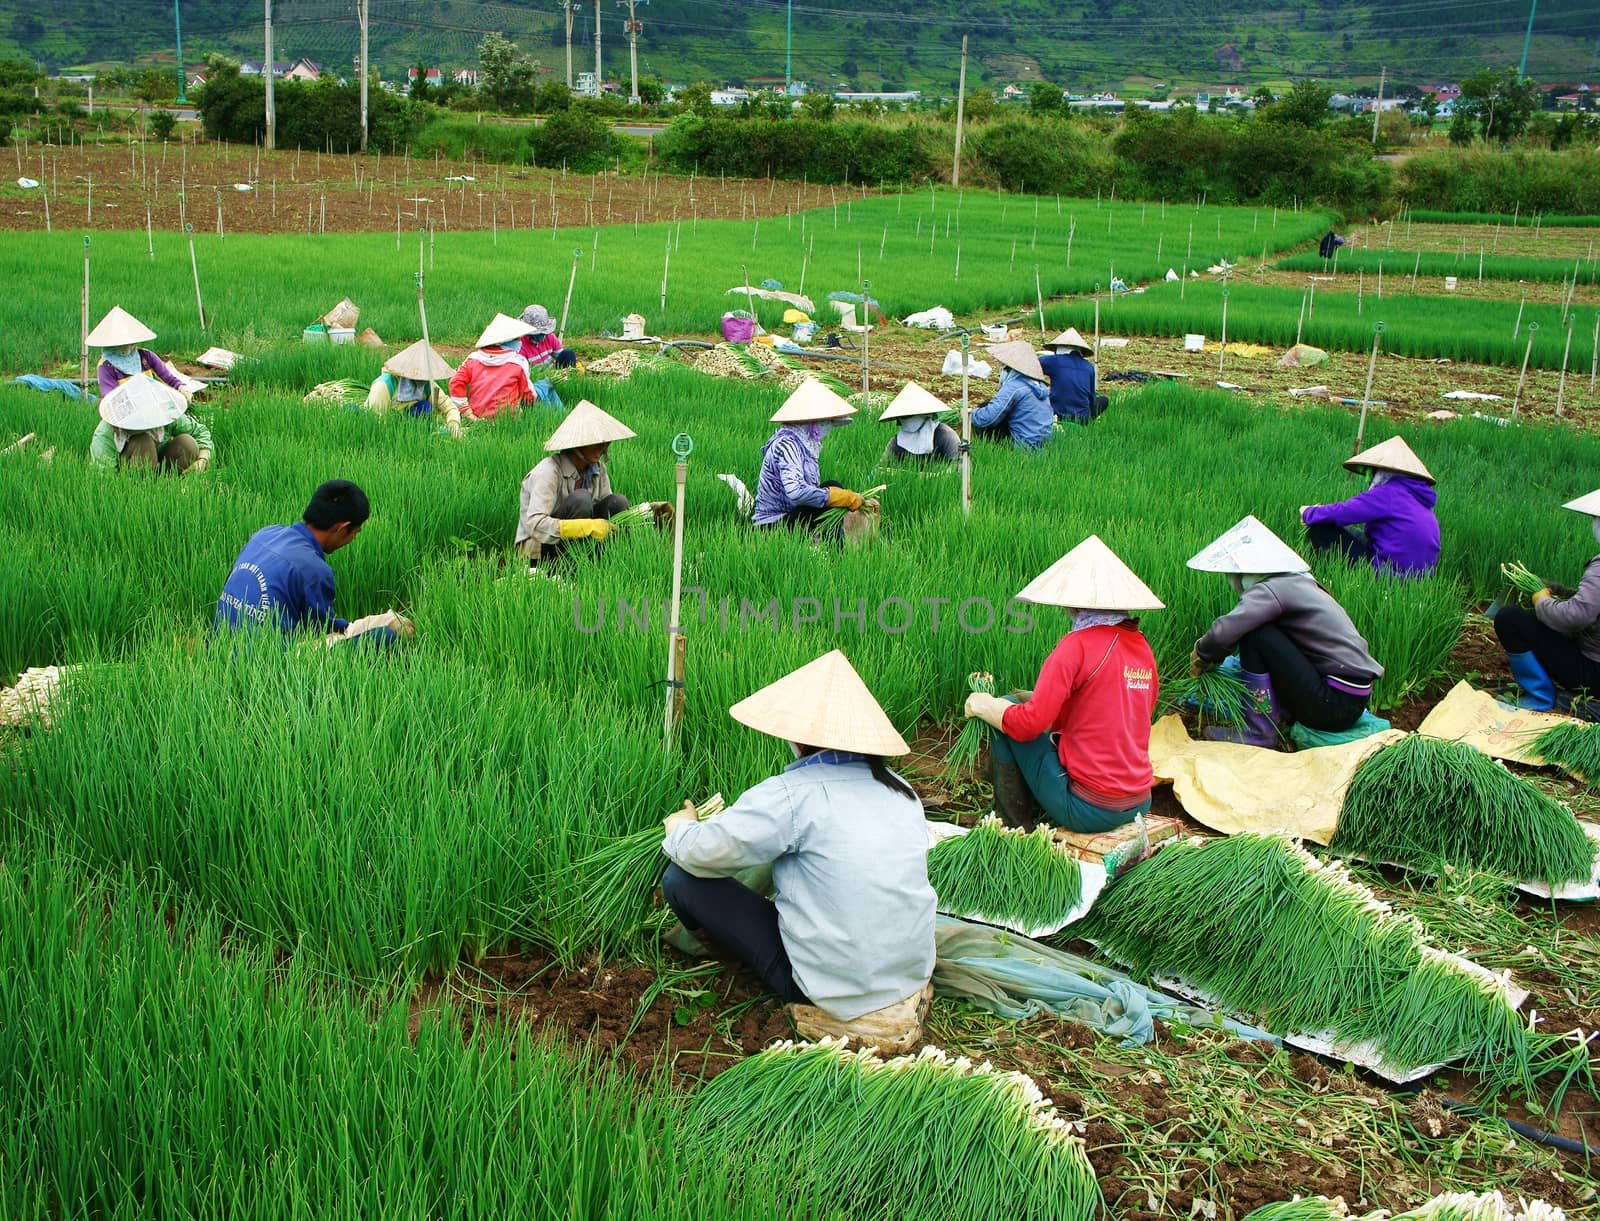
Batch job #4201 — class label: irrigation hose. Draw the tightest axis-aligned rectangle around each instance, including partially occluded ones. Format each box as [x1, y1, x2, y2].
[1392, 1088, 1600, 1159]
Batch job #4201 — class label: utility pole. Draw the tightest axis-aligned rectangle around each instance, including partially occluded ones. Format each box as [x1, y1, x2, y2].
[952, 35, 968, 188]
[564, 0, 576, 88]
[264, 0, 276, 151]
[594, 0, 602, 95]
[1371, 65, 1384, 144]
[785, 0, 793, 95]
[1518, 0, 1537, 81]
[619, 0, 645, 104]
[357, 0, 369, 152]
[174, 0, 187, 102]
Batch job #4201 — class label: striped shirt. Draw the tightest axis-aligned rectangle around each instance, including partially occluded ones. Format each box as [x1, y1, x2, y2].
[753, 425, 831, 526]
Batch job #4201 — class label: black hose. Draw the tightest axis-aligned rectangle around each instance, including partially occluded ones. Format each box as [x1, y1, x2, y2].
[1437, 1094, 1599, 1159]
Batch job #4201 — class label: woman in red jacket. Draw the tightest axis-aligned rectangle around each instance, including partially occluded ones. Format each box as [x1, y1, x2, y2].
[962, 536, 1164, 832]
[449, 313, 539, 420]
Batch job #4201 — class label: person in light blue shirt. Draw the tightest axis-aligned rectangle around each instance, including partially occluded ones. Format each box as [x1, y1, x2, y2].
[660, 649, 936, 1049]
[970, 341, 1053, 449]
[214, 480, 370, 636]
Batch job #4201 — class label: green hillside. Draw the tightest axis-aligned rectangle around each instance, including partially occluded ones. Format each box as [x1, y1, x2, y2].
[3, 0, 1597, 96]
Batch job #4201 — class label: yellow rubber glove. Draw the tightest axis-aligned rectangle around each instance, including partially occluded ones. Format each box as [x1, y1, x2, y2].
[964, 691, 1009, 731]
[826, 486, 864, 511]
[1189, 648, 1207, 677]
[187, 452, 211, 475]
[558, 518, 612, 542]
[1532, 588, 1553, 604]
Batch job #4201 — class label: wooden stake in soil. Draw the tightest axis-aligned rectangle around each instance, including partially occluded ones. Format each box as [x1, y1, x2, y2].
[1555, 318, 1574, 419]
[659, 236, 670, 312]
[559, 247, 581, 338]
[1035, 266, 1045, 338]
[663, 432, 693, 745]
[1218, 289, 1230, 378]
[960, 332, 972, 518]
[1591, 312, 1600, 395]
[1353, 323, 1384, 455]
[79, 236, 90, 393]
[187, 224, 207, 330]
[860, 277, 872, 398]
[1511, 324, 1537, 423]
[1514, 285, 1528, 338]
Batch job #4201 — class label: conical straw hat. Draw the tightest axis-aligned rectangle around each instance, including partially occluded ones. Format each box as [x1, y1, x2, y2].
[1015, 535, 1165, 611]
[1187, 515, 1310, 575]
[544, 399, 637, 452]
[86, 306, 157, 348]
[97, 375, 189, 431]
[986, 340, 1046, 381]
[770, 379, 857, 424]
[383, 339, 454, 381]
[1562, 488, 1600, 517]
[1345, 436, 1433, 484]
[1047, 327, 1094, 353]
[729, 649, 910, 756]
[879, 381, 951, 423]
[475, 312, 536, 348]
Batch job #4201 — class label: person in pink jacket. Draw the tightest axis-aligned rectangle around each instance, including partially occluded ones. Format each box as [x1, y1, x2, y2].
[449, 314, 538, 420]
[515, 304, 578, 369]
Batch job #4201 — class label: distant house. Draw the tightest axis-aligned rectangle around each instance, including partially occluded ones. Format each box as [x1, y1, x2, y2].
[1000, 83, 1025, 101]
[284, 58, 322, 82]
[575, 71, 598, 97]
[453, 68, 479, 87]
[406, 66, 443, 86]
[188, 72, 208, 89]
[833, 90, 920, 104]
[241, 61, 293, 78]
[1556, 93, 1582, 109]
[710, 88, 750, 106]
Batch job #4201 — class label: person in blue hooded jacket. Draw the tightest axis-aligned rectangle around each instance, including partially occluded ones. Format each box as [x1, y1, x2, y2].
[1301, 437, 1440, 577]
[970, 342, 1053, 450]
[1037, 328, 1108, 424]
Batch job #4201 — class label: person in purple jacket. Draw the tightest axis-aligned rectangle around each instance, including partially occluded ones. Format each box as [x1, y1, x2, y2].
[1300, 436, 1439, 576]
[87, 306, 190, 398]
[1493, 487, 1600, 715]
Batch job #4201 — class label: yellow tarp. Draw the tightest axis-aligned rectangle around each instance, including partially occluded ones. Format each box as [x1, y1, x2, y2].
[1202, 341, 1276, 358]
[1415, 680, 1576, 768]
[1148, 714, 1405, 845]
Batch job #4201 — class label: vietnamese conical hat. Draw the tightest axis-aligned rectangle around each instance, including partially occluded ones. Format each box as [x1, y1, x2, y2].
[986, 341, 1046, 381]
[770, 379, 857, 424]
[729, 649, 909, 756]
[1345, 436, 1433, 484]
[1188, 515, 1310, 575]
[97, 374, 189, 431]
[475, 312, 536, 349]
[1015, 535, 1165, 611]
[1047, 327, 1094, 353]
[382, 339, 454, 381]
[86, 306, 157, 348]
[879, 381, 952, 423]
[544, 399, 637, 452]
[1562, 488, 1600, 517]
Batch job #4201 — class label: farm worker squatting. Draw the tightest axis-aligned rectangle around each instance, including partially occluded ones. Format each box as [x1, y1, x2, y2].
[1493, 487, 1600, 716]
[971, 341, 1053, 449]
[962, 537, 1162, 832]
[515, 400, 669, 569]
[1188, 516, 1383, 748]
[753, 380, 880, 534]
[516, 303, 578, 370]
[86, 306, 212, 475]
[214, 479, 400, 646]
[363, 340, 462, 436]
[660, 649, 937, 1054]
[1301, 436, 1439, 577]
[1037, 328, 1109, 425]
[880, 381, 960, 465]
[450, 313, 540, 421]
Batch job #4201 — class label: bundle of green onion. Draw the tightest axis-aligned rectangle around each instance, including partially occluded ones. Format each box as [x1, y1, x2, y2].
[1161, 665, 1258, 734]
[681, 1039, 1102, 1221]
[1529, 720, 1600, 787]
[1242, 1191, 1568, 1220]
[606, 502, 658, 532]
[567, 793, 724, 956]
[927, 817, 1082, 931]
[1077, 833, 1591, 1103]
[1501, 561, 1548, 597]
[816, 484, 886, 534]
[937, 672, 997, 786]
[1337, 735, 1597, 885]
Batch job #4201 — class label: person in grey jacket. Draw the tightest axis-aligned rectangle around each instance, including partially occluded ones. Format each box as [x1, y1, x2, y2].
[1493, 487, 1600, 712]
[659, 650, 936, 1053]
[1187, 516, 1383, 745]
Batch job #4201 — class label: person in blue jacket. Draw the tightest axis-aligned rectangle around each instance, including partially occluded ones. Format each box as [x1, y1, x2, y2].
[1037, 328, 1108, 424]
[215, 480, 372, 637]
[971, 342, 1053, 449]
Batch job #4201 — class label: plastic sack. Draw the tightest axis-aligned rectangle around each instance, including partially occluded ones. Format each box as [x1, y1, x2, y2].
[721, 312, 757, 343]
[940, 350, 991, 378]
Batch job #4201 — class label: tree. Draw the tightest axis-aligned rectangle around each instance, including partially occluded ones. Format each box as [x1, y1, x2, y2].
[1029, 81, 1061, 114]
[677, 81, 714, 117]
[147, 110, 178, 141]
[964, 87, 997, 122]
[477, 33, 538, 113]
[135, 67, 177, 107]
[1250, 85, 1275, 108]
[801, 90, 835, 119]
[1259, 79, 1332, 128]
[409, 60, 433, 101]
[1456, 67, 1542, 145]
[532, 79, 572, 113]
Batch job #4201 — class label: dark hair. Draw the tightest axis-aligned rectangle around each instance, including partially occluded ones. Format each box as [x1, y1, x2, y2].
[303, 480, 371, 530]
[795, 744, 917, 800]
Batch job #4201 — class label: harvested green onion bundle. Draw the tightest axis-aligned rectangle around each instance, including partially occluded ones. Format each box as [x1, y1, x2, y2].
[928, 817, 1082, 932]
[681, 1039, 1102, 1221]
[567, 794, 724, 955]
[937, 672, 997, 786]
[1243, 1191, 1568, 1220]
[1161, 665, 1257, 734]
[1529, 720, 1600, 786]
[1501, 561, 1548, 597]
[606, 502, 658, 532]
[1337, 735, 1597, 885]
[1077, 833, 1590, 1102]
[816, 483, 886, 534]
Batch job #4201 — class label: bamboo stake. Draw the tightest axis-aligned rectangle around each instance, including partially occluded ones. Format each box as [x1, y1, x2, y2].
[1511, 324, 1537, 423]
[187, 225, 206, 330]
[1354, 323, 1384, 454]
[1218, 289, 1230, 378]
[960, 332, 972, 518]
[1555, 318, 1574, 419]
[1590, 312, 1599, 395]
[1296, 289, 1307, 347]
[1513, 285, 1527, 338]
[79, 236, 90, 393]
[559, 247, 581, 337]
[145, 200, 153, 259]
[663, 433, 692, 744]
[1034, 266, 1044, 337]
[860, 277, 871, 398]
